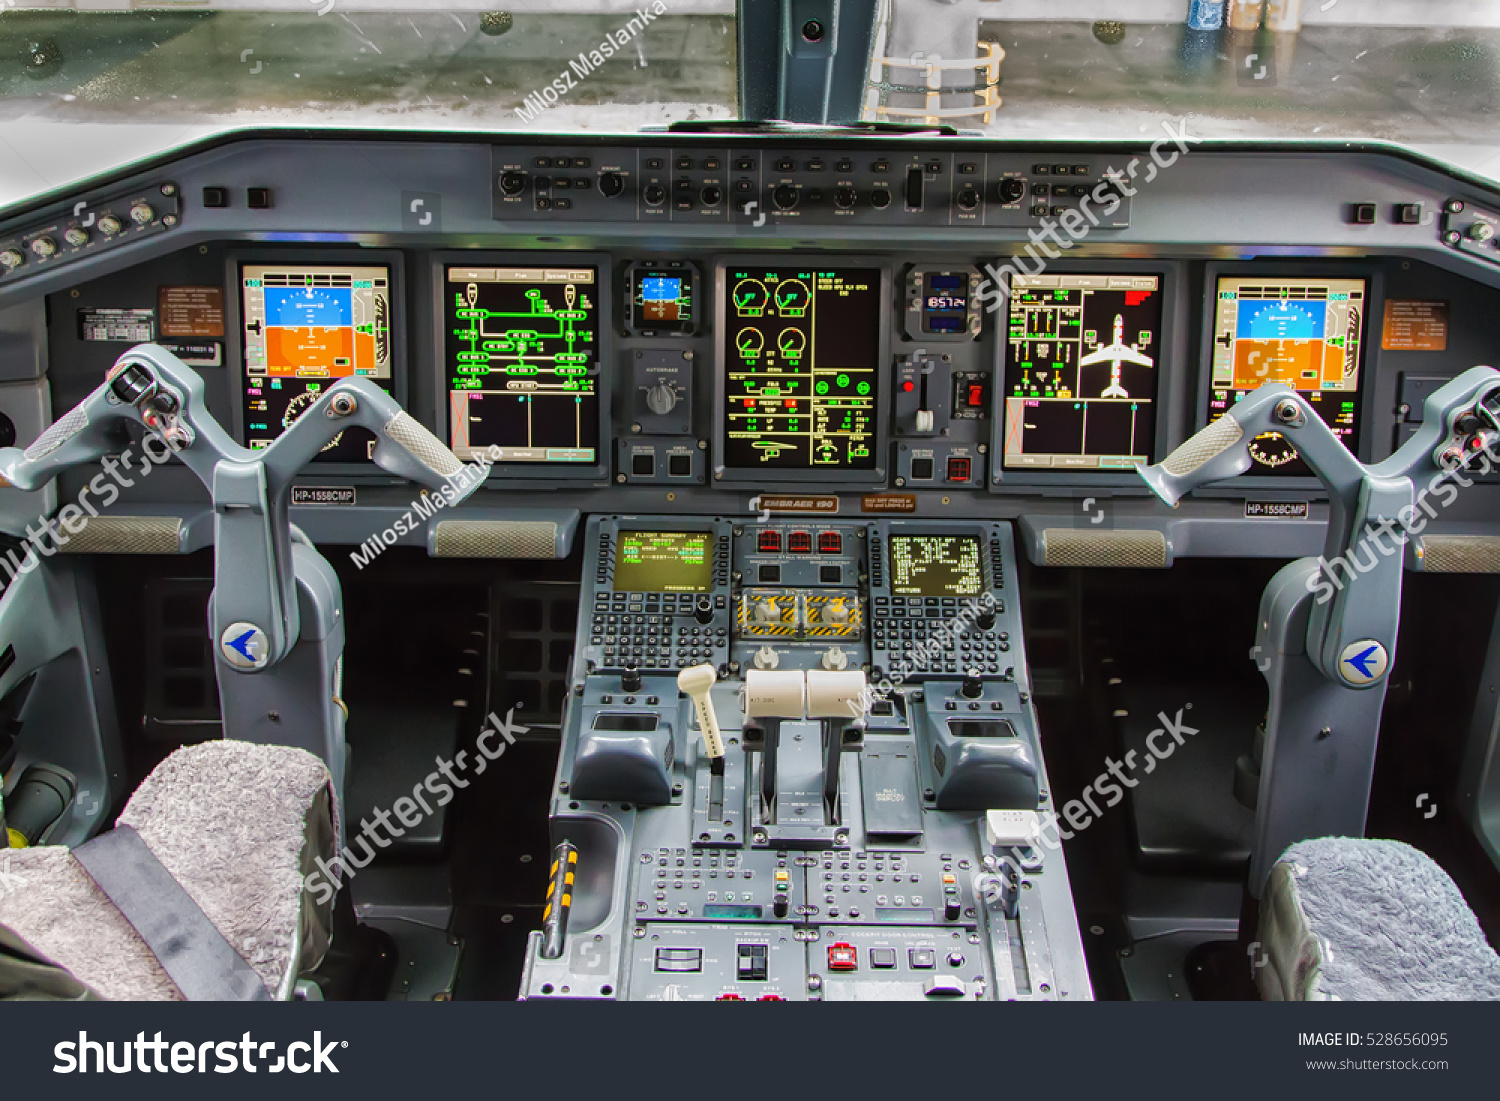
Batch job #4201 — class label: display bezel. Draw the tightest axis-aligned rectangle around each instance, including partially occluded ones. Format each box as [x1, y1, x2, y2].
[713, 256, 892, 487]
[989, 259, 1182, 489]
[1193, 260, 1384, 494]
[225, 248, 407, 474]
[430, 250, 612, 484]
[623, 259, 700, 336]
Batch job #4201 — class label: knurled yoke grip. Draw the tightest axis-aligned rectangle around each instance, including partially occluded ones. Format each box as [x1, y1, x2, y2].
[0, 342, 484, 671]
[1139, 367, 1500, 687]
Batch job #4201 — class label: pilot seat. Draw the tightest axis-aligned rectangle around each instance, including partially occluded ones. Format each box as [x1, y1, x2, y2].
[0, 739, 336, 1000]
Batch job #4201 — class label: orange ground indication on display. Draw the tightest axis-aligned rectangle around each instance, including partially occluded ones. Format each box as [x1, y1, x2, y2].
[1232, 339, 1342, 390]
[264, 326, 371, 376]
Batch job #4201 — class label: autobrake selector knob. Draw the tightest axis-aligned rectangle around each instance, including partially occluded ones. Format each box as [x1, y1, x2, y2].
[645, 380, 678, 415]
[961, 671, 984, 699]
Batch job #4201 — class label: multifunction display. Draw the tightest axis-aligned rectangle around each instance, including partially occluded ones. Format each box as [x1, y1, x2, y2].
[722, 267, 880, 470]
[1207, 275, 1367, 476]
[1002, 273, 1163, 470]
[445, 266, 600, 464]
[240, 263, 393, 461]
[613, 531, 713, 593]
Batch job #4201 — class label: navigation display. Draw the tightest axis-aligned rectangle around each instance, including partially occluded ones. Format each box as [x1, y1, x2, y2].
[1002, 273, 1163, 470]
[722, 267, 880, 470]
[1208, 276, 1366, 476]
[444, 265, 600, 464]
[240, 263, 393, 462]
[889, 535, 984, 597]
[613, 531, 713, 593]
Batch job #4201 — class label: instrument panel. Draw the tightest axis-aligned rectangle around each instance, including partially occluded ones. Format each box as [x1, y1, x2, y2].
[4, 130, 1500, 564]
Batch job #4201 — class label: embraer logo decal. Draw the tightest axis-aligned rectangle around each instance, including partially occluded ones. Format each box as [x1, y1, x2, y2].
[1338, 640, 1388, 685]
[220, 623, 269, 669]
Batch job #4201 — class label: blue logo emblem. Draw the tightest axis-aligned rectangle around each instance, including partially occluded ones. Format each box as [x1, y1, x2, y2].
[219, 622, 269, 670]
[1337, 639, 1388, 686]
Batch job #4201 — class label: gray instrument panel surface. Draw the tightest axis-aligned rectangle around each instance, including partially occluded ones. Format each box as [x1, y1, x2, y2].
[3, 131, 1500, 563]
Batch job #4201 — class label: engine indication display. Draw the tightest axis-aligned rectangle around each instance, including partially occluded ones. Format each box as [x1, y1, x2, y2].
[613, 531, 713, 593]
[723, 267, 880, 470]
[889, 535, 984, 597]
[445, 266, 600, 464]
[1002, 273, 1163, 470]
[1208, 276, 1366, 476]
[240, 263, 393, 462]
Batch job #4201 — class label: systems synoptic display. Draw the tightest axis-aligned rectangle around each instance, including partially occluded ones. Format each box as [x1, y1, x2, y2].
[1002, 273, 1164, 470]
[445, 266, 600, 464]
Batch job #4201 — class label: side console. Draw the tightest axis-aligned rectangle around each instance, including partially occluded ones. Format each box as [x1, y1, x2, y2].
[521, 517, 1091, 1001]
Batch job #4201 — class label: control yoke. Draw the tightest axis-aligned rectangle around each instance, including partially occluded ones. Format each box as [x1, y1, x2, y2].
[0, 342, 484, 671]
[1138, 368, 1500, 686]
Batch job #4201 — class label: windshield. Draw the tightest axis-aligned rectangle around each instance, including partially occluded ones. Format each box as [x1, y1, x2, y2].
[1, 1, 1497, 206]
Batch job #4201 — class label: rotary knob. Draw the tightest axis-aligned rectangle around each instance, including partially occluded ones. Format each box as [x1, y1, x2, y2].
[996, 178, 1027, 204]
[827, 602, 850, 624]
[694, 595, 714, 625]
[621, 665, 643, 693]
[0, 249, 23, 271]
[499, 170, 526, 196]
[97, 214, 123, 237]
[129, 201, 155, 225]
[754, 598, 780, 625]
[644, 380, 678, 415]
[63, 225, 90, 247]
[598, 171, 624, 197]
[833, 185, 857, 210]
[753, 645, 779, 670]
[821, 646, 849, 671]
[772, 184, 799, 210]
[961, 670, 984, 699]
[29, 237, 57, 259]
